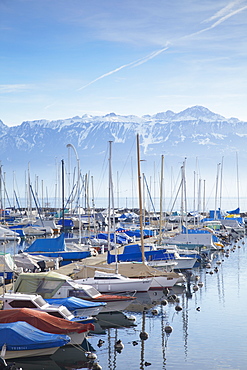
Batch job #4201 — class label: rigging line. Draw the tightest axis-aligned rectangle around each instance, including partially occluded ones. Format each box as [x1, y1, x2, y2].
[94, 142, 110, 198]
[14, 172, 22, 209]
[143, 173, 156, 213]
[116, 136, 136, 182]
[165, 166, 181, 213]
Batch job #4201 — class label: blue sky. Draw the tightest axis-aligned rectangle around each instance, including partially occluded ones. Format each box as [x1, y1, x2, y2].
[1, 0, 247, 126]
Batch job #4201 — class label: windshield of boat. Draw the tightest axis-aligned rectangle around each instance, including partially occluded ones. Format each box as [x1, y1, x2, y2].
[36, 280, 61, 296]
[68, 285, 100, 298]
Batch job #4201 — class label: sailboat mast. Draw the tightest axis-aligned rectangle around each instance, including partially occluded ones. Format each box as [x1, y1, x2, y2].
[137, 134, 145, 263]
[159, 155, 164, 243]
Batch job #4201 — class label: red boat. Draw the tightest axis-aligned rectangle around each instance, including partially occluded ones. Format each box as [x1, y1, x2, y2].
[0, 307, 94, 345]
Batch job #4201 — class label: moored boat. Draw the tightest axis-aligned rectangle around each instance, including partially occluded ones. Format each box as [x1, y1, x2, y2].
[0, 307, 94, 346]
[74, 269, 152, 293]
[0, 320, 70, 359]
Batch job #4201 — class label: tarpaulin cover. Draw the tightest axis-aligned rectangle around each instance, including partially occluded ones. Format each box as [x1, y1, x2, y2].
[46, 296, 106, 310]
[0, 308, 94, 334]
[25, 233, 66, 252]
[0, 321, 70, 350]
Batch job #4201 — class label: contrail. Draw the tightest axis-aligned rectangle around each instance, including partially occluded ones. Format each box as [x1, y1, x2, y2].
[77, 45, 169, 91]
[181, 3, 247, 40]
[76, 1, 247, 92]
[203, 0, 245, 23]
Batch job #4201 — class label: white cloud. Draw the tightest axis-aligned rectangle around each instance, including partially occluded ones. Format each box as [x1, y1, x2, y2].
[0, 84, 33, 93]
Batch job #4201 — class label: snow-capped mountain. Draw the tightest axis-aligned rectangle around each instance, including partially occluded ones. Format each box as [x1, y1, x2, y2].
[1, 105, 246, 203]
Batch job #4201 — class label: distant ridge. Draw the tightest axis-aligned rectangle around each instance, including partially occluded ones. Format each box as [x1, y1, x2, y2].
[1, 105, 246, 199]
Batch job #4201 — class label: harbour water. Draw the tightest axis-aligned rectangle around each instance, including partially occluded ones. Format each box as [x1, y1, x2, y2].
[2, 237, 247, 369]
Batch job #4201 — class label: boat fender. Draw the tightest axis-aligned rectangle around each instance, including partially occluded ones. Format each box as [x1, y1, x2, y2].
[92, 363, 102, 370]
[85, 352, 97, 360]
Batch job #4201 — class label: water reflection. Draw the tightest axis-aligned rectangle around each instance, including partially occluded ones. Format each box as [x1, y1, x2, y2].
[12, 342, 94, 369]
[3, 237, 247, 369]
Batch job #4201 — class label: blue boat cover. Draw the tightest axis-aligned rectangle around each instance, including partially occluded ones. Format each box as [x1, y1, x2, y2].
[97, 233, 129, 244]
[182, 226, 210, 234]
[25, 233, 66, 252]
[108, 244, 175, 264]
[46, 296, 106, 310]
[226, 207, 240, 214]
[0, 321, 70, 351]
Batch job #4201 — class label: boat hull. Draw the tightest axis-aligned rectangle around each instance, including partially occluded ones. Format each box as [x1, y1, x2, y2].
[4, 346, 59, 359]
[74, 277, 151, 293]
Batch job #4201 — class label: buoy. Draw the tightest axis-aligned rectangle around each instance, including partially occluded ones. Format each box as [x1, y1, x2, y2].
[163, 287, 170, 296]
[175, 305, 182, 312]
[193, 285, 199, 292]
[151, 309, 158, 315]
[198, 282, 204, 287]
[161, 299, 168, 306]
[132, 341, 138, 346]
[114, 340, 124, 351]
[115, 341, 124, 353]
[206, 263, 211, 269]
[209, 271, 214, 275]
[216, 261, 221, 265]
[97, 339, 105, 347]
[140, 331, 149, 340]
[164, 325, 173, 334]
[167, 294, 177, 302]
[144, 361, 152, 366]
[196, 306, 201, 311]
[214, 267, 218, 273]
[194, 275, 200, 281]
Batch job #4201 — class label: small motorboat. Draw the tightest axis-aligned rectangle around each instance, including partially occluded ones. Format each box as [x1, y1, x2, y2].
[0, 307, 94, 346]
[0, 321, 70, 359]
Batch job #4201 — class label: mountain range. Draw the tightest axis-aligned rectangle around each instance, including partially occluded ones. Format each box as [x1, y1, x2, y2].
[1, 105, 246, 206]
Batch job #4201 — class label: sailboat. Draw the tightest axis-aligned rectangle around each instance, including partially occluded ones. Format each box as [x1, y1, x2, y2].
[74, 141, 152, 293]
[97, 135, 185, 289]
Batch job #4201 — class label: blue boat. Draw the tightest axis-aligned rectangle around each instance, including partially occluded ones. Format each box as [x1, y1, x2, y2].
[107, 244, 176, 264]
[0, 321, 70, 359]
[46, 296, 106, 318]
[24, 233, 91, 266]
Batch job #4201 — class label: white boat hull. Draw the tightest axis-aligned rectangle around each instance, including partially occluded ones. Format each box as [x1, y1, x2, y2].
[68, 331, 87, 345]
[148, 275, 184, 290]
[75, 276, 152, 293]
[148, 257, 197, 270]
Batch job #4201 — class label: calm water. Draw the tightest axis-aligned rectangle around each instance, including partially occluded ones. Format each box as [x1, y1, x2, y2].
[3, 237, 247, 370]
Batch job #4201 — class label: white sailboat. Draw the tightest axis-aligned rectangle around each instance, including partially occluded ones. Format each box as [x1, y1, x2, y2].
[75, 141, 152, 293]
[104, 135, 185, 289]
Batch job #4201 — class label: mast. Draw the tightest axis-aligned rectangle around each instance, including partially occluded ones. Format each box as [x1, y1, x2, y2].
[137, 134, 145, 264]
[108, 141, 118, 272]
[66, 144, 81, 244]
[159, 154, 164, 244]
[61, 159, 65, 231]
[236, 152, 240, 209]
